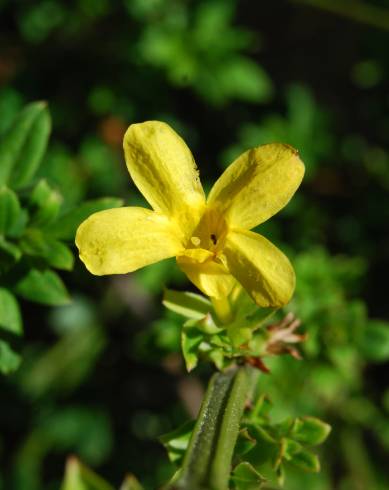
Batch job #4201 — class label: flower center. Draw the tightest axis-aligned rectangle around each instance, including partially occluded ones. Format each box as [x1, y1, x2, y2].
[188, 208, 227, 257]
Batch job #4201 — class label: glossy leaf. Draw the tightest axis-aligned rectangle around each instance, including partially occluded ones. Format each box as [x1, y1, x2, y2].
[0, 187, 22, 236]
[15, 268, 70, 305]
[29, 179, 62, 226]
[0, 288, 22, 335]
[0, 101, 51, 188]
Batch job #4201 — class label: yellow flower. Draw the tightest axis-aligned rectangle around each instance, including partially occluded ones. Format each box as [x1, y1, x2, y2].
[76, 121, 304, 307]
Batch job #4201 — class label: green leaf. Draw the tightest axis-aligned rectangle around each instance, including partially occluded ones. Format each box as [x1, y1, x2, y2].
[0, 101, 51, 188]
[15, 268, 70, 305]
[231, 462, 265, 490]
[163, 289, 213, 320]
[290, 417, 331, 446]
[61, 457, 114, 490]
[0, 235, 22, 263]
[0, 187, 22, 236]
[159, 420, 195, 465]
[181, 326, 203, 372]
[120, 475, 144, 490]
[46, 197, 123, 240]
[0, 288, 22, 335]
[0, 340, 21, 374]
[29, 179, 62, 226]
[234, 429, 257, 457]
[20, 230, 74, 270]
[280, 438, 302, 462]
[288, 448, 320, 473]
[358, 320, 389, 362]
[45, 239, 74, 270]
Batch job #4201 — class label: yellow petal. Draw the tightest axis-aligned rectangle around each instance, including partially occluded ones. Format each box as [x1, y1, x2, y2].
[123, 121, 205, 234]
[75, 207, 184, 275]
[222, 229, 295, 307]
[208, 143, 304, 229]
[176, 256, 236, 299]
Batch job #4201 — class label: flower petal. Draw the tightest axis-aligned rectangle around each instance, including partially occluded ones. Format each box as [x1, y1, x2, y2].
[176, 256, 236, 299]
[222, 229, 295, 307]
[123, 121, 205, 234]
[208, 143, 304, 229]
[76, 207, 184, 275]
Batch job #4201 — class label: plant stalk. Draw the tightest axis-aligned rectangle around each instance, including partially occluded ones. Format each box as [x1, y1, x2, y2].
[171, 365, 258, 490]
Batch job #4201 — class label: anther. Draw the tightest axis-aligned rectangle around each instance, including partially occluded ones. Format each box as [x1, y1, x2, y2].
[210, 234, 217, 245]
[191, 236, 201, 246]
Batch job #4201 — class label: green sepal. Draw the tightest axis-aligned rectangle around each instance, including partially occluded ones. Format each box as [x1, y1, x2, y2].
[181, 325, 204, 372]
[61, 456, 114, 490]
[0, 287, 23, 335]
[46, 197, 123, 240]
[163, 289, 213, 320]
[159, 420, 195, 465]
[15, 268, 70, 305]
[0, 186, 23, 236]
[0, 101, 51, 189]
[231, 462, 266, 490]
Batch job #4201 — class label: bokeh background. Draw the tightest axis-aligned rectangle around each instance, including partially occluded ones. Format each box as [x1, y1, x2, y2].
[0, 0, 389, 488]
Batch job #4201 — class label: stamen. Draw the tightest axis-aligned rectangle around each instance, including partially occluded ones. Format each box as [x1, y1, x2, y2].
[210, 234, 217, 245]
[191, 236, 201, 246]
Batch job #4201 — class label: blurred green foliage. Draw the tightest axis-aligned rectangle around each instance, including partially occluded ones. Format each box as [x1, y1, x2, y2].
[0, 0, 389, 489]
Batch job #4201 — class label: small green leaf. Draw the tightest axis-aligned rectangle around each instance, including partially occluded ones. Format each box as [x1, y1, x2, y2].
[288, 448, 320, 473]
[234, 428, 257, 457]
[0, 288, 22, 335]
[358, 320, 389, 362]
[29, 179, 62, 226]
[290, 417, 331, 446]
[181, 327, 203, 371]
[0, 101, 51, 188]
[280, 438, 302, 462]
[45, 239, 74, 270]
[120, 475, 144, 490]
[61, 456, 114, 490]
[46, 197, 123, 240]
[15, 268, 70, 305]
[163, 289, 213, 320]
[0, 340, 21, 374]
[0, 235, 22, 262]
[0, 187, 22, 236]
[231, 462, 266, 490]
[20, 230, 74, 270]
[159, 420, 195, 465]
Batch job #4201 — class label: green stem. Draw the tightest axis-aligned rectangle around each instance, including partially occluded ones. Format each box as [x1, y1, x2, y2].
[172, 365, 258, 490]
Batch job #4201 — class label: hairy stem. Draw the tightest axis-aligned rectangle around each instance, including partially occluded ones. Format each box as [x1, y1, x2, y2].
[172, 365, 258, 490]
